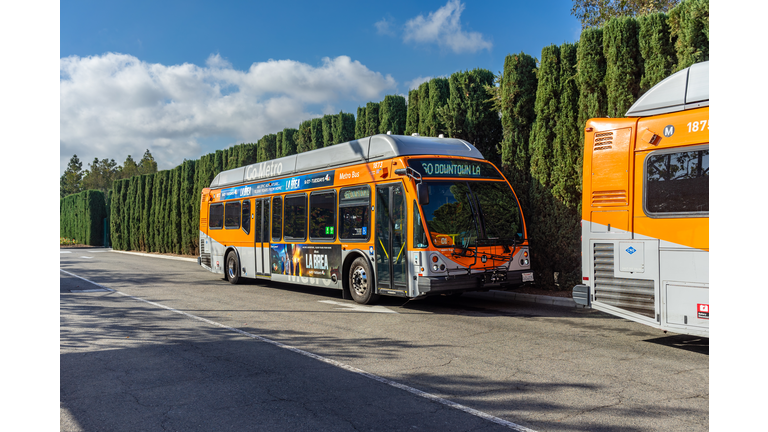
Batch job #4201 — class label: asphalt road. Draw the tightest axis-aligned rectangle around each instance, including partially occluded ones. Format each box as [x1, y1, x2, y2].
[60, 248, 709, 431]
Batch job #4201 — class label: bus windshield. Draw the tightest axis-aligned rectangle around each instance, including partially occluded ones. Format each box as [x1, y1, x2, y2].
[420, 181, 524, 248]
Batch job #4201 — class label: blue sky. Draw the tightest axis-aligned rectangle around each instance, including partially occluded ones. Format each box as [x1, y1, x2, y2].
[60, 0, 583, 175]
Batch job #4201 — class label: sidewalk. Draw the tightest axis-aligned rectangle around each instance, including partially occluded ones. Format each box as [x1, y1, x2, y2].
[107, 249, 578, 308]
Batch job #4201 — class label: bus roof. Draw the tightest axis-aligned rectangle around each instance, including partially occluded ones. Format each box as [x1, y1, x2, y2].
[209, 134, 484, 189]
[625, 61, 709, 118]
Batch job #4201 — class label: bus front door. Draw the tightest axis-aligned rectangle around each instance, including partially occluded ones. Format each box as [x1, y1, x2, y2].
[375, 183, 407, 294]
[254, 198, 271, 277]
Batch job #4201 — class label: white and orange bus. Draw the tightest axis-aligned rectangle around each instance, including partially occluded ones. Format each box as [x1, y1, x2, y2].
[573, 61, 709, 337]
[198, 133, 533, 304]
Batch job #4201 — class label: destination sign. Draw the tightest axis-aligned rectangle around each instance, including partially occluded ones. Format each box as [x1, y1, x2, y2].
[341, 187, 370, 201]
[220, 170, 335, 201]
[408, 159, 502, 179]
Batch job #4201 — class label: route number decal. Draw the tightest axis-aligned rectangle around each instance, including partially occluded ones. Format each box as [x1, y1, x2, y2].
[687, 120, 708, 133]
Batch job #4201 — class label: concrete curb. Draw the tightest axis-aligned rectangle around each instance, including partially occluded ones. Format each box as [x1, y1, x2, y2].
[109, 249, 198, 263]
[105, 249, 578, 307]
[465, 290, 578, 308]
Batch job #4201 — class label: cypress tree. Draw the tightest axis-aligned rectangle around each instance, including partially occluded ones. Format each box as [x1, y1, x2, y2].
[280, 128, 298, 157]
[333, 113, 355, 144]
[417, 81, 430, 136]
[527, 44, 561, 287]
[213, 150, 224, 176]
[151, 171, 165, 253]
[426, 77, 449, 137]
[552, 42, 581, 206]
[275, 133, 283, 159]
[181, 160, 196, 255]
[669, 0, 709, 71]
[499, 52, 538, 213]
[322, 115, 334, 146]
[310, 118, 324, 149]
[258, 134, 277, 162]
[441, 69, 501, 163]
[296, 120, 313, 153]
[405, 89, 419, 136]
[603, 16, 642, 118]
[143, 173, 155, 252]
[577, 27, 608, 132]
[110, 180, 124, 250]
[442, 73, 466, 139]
[124, 176, 137, 251]
[170, 166, 182, 254]
[355, 107, 367, 139]
[639, 12, 677, 94]
[378, 95, 407, 135]
[551, 42, 582, 289]
[365, 102, 380, 137]
[134, 175, 146, 250]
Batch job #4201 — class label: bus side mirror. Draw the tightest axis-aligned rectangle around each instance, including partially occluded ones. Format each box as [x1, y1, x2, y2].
[417, 183, 429, 206]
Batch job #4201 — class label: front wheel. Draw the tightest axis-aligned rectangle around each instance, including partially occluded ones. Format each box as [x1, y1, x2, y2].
[226, 252, 241, 284]
[348, 257, 379, 305]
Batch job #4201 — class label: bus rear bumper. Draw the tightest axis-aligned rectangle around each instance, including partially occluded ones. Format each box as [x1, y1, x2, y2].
[416, 270, 532, 296]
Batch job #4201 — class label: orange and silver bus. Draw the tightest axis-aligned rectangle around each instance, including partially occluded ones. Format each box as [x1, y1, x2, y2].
[198, 134, 533, 304]
[573, 61, 709, 337]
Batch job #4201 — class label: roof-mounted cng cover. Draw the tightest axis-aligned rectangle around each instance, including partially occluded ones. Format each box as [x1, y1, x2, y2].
[625, 61, 709, 117]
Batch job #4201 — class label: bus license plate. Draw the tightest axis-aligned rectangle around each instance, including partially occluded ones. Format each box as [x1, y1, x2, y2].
[522, 272, 534, 282]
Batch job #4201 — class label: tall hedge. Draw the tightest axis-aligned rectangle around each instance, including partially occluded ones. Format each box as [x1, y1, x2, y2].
[417, 82, 430, 136]
[60, 189, 107, 246]
[639, 12, 676, 94]
[279, 128, 298, 157]
[365, 102, 380, 137]
[499, 52, 538, 212]
[379, 95, 407, 135]
[425, 77, 449, 137]
[669, 0, 709, 71]
[333, 112, 355, 144]
[405, 89, 419, 136]
[603, 16, 642, 117]
[527, 44, 561, 286]
[577, 27, 607, 133]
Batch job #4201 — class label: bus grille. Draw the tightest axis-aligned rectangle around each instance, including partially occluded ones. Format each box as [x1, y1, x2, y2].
[593, 132, 614, 151]
[593, 243, 655, 318]
[200, 239, 211, 267]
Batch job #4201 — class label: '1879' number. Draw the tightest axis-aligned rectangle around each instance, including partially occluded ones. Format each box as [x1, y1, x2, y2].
[687, 120, 708, 133]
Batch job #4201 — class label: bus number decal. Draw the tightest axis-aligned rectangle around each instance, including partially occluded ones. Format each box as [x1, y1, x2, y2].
[687, 120, 708, 133]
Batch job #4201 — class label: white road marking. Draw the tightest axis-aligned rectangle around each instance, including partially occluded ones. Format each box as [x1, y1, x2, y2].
[71, 289, 109, 293]
[110, 249, 197, 262]
[318, 300, 398, 314]
[59, 269, 536, 432]
[80, 256, 93, 259]
[60, 251, 71, 254]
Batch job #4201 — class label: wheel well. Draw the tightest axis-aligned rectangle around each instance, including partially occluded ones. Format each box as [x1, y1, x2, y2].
[223, 247, 240, 280]
[342, 251, 371, 300]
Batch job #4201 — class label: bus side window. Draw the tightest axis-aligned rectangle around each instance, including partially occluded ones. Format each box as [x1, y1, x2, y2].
[272, 196, 283, 241]
[284, 194, 307, 241]
[339, 186, 370, 241]
[241, 199, 251, 235]
[209, 203, 223, 230]
[645, 147, 709, 216]
[225, 201, 241, 229]
[310, 190, 336, 241]
[413, 201, 428, 248]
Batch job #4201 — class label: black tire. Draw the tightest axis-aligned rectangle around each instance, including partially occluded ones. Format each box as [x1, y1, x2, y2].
[226, 252, 241, 285]
[348, 256, 379, 305]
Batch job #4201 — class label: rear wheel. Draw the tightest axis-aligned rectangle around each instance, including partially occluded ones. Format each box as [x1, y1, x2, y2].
[226, 252, 241, 284]
[349, 257, 379, 305]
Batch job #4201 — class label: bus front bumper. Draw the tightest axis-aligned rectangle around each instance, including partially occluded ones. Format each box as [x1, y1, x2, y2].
[416, 269, 533, 296]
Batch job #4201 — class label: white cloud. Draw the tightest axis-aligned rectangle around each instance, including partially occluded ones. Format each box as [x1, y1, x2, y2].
[403, 0, 492, 54]
[60, 53, 397, 174]
[406, 76, 433, 90]
[375, 16, 395, 36]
